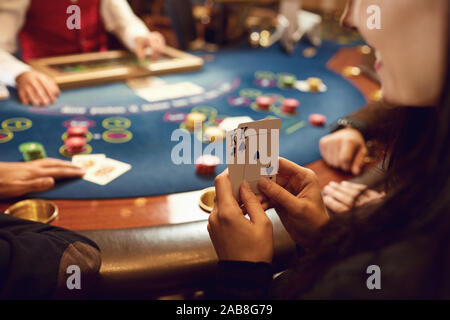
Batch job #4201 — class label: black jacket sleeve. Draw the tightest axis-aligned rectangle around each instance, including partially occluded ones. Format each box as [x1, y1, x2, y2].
[0, 212, 100, 299]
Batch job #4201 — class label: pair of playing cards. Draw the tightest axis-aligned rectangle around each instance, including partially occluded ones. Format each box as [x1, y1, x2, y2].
[226, 118, 281, 200]
[72, 154, 131, 186]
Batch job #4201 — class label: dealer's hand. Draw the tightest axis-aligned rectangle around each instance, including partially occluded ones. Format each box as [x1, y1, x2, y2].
[135, 32, 166, 61]
[323, 180, 386, 213]
[319, 127, 368, 175]
[16, 70, 60, 107]
[208, 172, 274, 263]
[257, 158, 329, 249]
[0, 159, 85, 199]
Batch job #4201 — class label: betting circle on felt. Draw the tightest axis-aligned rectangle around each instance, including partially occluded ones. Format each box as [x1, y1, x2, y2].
[0, 42, 366, 199]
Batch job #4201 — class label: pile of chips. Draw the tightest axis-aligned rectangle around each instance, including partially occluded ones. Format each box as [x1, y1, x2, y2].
[308, 113, 327, 127]
[186, 112, 207, 131]
[256, 96, 273, 110]
[196, 155, 220, 175]
[65, 125, 88, 154]
[281, 98, 299, 114]
[19, 142, 46, 162]
[204, 126, 225, 143]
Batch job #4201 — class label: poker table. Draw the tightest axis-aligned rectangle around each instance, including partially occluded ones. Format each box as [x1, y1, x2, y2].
[0, 41, 380, 231]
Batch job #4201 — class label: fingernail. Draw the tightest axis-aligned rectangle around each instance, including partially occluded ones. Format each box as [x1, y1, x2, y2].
[258, 178, 270, 190]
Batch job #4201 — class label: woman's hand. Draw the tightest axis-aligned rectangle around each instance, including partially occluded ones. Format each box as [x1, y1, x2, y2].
[208, 171, 274, 263]
[16, 70, 60, 107]
[257, 158, 329, 249]
[135, 32, 166, 61]
[323, 180, 386, 213]
[0, 158, 85, 199]
[319, 127, 368, 175]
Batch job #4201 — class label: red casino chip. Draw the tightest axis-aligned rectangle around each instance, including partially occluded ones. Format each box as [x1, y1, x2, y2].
[281, 98, 299, 114]
[196, 155, 220, 175]
[67, 125, 88, 137]
[256, 96, 273, 110]
[65, 136, 86, 154]
[308, 113, 327, 126]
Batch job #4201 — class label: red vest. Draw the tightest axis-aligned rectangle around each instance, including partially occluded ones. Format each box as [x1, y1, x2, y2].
[19, 0, 108, 61]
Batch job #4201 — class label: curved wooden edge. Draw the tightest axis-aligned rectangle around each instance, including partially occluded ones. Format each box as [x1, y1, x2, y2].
[0, 46, 379, 231]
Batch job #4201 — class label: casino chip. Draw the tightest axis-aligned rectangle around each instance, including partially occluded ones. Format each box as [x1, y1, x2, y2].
[196, 155, 220, 175]
[65, 136, 86, 154]
[256, 96, 273, 110]
[294, 77, 327, 93]
[280, 74, 296, 87]
[67, 125, 88, 137]
[303, 47, 317, 58]
[204, 126, 225, 143]
[307, 77, 323, 92]
[281, 98, 299, 114]
[186, 112, 207, 131]
[19, 142, 46, 162]
[309, 113, 327, 127]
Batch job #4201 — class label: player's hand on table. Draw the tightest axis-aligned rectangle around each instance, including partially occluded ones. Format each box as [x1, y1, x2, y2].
[16, 70, 60, 107]
[257, 158, 329, 250]
[319, 127, 368, 175]
[208, 171, 274, 263]
[135, 32, 166, 62]
[323, 180, 386, 214]
[0, 158, 85, 199]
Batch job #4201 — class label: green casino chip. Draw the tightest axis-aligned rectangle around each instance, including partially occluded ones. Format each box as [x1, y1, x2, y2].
[19, 142, 47, 162]
[280, 75, 296, 87]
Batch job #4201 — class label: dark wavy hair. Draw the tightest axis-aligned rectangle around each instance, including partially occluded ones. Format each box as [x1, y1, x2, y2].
[276, 8, 450, 299]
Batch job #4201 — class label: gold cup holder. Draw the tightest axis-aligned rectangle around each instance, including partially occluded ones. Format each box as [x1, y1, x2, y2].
[5, 199, 58, 224]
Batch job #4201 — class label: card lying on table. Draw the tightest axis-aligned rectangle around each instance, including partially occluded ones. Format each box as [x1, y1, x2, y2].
[226, 118, 281, 201]
[72, 154, 131, 186]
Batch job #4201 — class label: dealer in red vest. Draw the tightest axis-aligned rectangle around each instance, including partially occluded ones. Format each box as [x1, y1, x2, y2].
[0, 0, 166, 106]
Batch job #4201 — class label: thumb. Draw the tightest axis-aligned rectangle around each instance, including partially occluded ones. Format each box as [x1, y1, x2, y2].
[135, 39, 148, 61]
[16, 177, 55, 195]
[258, 177, 299, 212]
[240, 181, 267, 224]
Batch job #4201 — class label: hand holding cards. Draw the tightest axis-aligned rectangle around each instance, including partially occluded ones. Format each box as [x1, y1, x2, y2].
[72, 154, 131, 185]
[226, 118, 281, 200]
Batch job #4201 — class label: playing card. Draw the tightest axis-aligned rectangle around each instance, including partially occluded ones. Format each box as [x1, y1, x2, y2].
[227, 118, 281, 200]
[72, 154, 106, 172]
[83, 158, 131, 186]
[227, 128, 245, 200]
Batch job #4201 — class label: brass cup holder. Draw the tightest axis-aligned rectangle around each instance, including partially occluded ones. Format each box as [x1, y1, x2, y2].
[198, 187, 216, 213]
[5, 199, 58, 224]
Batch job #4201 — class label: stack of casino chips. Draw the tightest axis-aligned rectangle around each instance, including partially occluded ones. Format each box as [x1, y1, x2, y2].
[196, 155, 220, 175]
[256, 96, 273, 110]
[19, 142, 47, 162]
[309, 113, 327, 126]
[307, 77, 323, 92]
[65, 125, 88, 154]
[186, 112, 207, 131]
[280, 74, 296, 87]
[281, 98, 299, 114]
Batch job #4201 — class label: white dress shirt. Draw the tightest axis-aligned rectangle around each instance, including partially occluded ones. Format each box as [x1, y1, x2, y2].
[0, 0, 151, 87]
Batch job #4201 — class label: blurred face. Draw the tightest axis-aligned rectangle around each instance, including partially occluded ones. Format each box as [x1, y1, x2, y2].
[342, 0, 448, 106]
